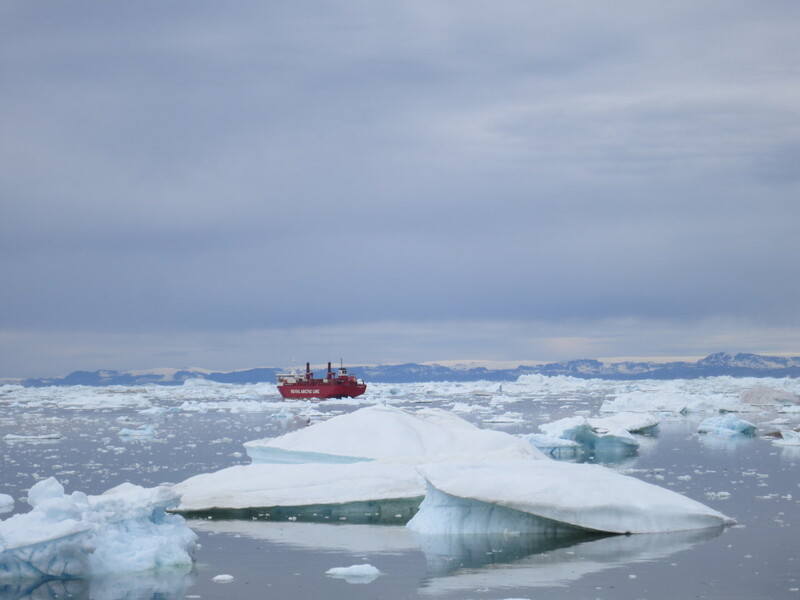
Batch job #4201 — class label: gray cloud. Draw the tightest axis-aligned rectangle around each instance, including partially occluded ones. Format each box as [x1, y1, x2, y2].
[2, 1, 800, 377]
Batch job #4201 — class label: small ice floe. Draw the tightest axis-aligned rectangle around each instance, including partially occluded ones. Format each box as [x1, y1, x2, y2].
[212, 574, 234, 583]
[0, 477, 196, 580]
[772, 429, 800, 447]
[589, 412, 660, 435]
[118, 425, 155, 438]
[407, 460, 735, 535]
[527, 416, 641, 459]
[482, 411, 523, 424]
[138, 406, 170, 416]
[325, 564, 381, 583]
[0, 494, 14, 514]
[3, 433, 61, 441]
[697, 415, 756, 437]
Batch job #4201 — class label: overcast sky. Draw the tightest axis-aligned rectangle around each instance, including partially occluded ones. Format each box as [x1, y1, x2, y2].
[2, 1, 799, 378]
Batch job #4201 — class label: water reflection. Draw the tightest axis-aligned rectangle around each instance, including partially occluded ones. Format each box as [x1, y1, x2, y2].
[415, 527, 726, 594]
[189, 519, 726, 594]
[0, 569, 194, 600]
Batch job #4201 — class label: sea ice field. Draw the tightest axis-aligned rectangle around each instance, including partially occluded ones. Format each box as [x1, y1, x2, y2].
[1, 375, 799, 600]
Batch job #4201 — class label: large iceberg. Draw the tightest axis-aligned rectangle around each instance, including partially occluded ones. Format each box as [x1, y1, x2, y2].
[0, 478, 196, 580]
[407, 460, 734, 535]
[178, 404, 732, 535]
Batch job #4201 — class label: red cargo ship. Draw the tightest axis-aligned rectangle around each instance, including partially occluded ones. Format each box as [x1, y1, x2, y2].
[276, 362, 367, 400]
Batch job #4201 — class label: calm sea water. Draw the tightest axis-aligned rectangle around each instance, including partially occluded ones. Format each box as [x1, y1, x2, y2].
[1, 381, 798, 599]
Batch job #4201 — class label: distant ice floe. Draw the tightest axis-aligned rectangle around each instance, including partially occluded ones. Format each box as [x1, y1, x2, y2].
[697, 415, 757, 437]
[740, 385, 799, 406]
[599, 380, 800, 415]
[3, 433, 61, 441]
[0, 477, 196, 580]
[117, 425, 156, 438]
[176, 404, 732, 536]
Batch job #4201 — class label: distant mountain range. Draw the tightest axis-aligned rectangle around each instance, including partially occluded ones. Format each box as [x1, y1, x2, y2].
[16, 352, 800, 387]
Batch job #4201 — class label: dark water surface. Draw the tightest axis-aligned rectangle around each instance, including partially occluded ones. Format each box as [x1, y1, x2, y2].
[1, 381, 798, 599]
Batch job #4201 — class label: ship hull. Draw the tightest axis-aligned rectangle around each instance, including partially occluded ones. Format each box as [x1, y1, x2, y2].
[277, 382, 367, 400]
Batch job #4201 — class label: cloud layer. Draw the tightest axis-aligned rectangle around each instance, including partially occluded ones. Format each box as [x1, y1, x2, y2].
[2, 2, 799, 377]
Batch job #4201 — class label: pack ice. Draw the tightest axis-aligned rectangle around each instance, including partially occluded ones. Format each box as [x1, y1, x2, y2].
[176, 405, 733, 534]
[0, 477, 196, 580]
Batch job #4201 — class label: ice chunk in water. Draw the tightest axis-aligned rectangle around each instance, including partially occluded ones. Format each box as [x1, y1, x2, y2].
[0, 477, 196, 580]
[530, 416, 640, 459]
[325, 564, 381, 583]
[697, 415, 756, 437]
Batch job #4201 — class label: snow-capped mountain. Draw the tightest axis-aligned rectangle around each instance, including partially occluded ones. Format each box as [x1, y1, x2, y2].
[16, 353, 800, 387]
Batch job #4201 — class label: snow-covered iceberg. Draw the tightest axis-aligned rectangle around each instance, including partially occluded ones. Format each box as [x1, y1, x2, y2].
[407, 460, 734, 535]
[0, 478, 196, 580]
[244, 404, 544, 464]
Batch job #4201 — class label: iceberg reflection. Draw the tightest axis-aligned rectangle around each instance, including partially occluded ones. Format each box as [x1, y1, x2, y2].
[415, 527, 725, 594]
[0, 569, 194, 600]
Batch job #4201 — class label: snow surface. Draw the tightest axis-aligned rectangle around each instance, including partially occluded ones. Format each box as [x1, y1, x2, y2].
[407, 460, 734, 534]
[0, 477, 196, 579]
[174, 461, 424, 512]
[244, 404, 544, 464]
